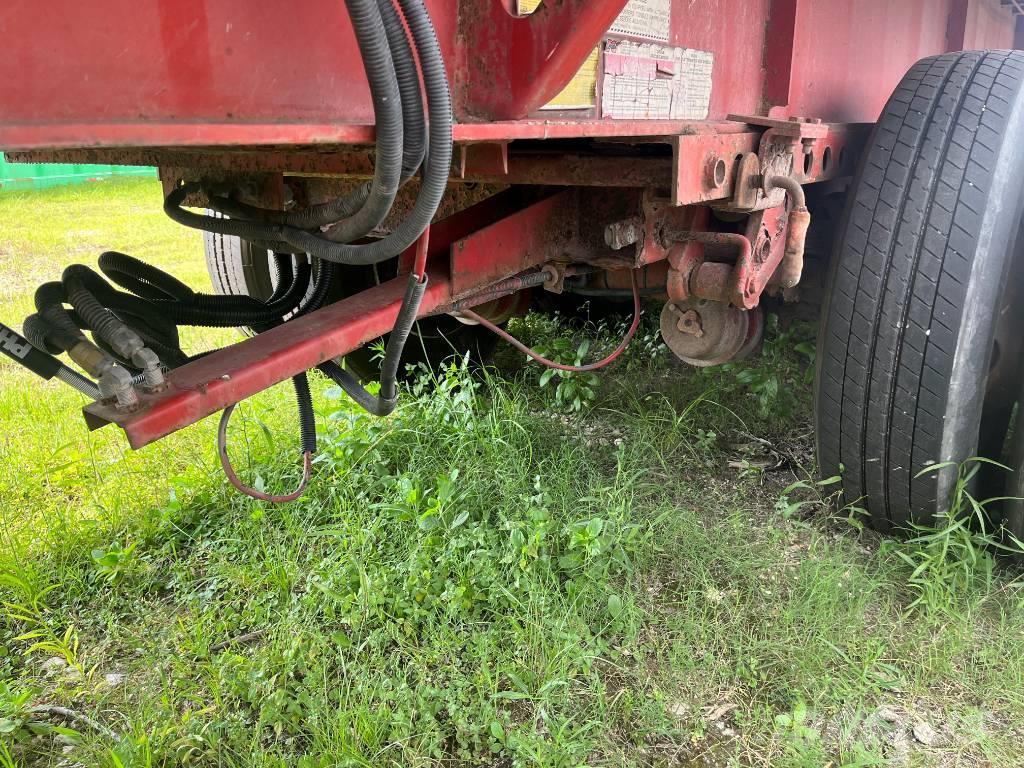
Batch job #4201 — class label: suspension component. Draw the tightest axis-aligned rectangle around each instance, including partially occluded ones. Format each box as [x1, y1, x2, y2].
[660, 298, 763, 367]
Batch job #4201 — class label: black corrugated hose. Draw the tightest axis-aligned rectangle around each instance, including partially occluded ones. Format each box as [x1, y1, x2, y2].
[165, 0, 403, 246]
[317, 271, 427, 415]
[162, 0, 453, 268]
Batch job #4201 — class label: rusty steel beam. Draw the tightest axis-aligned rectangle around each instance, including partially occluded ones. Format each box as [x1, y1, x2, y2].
[8, 146, 674, 189]
[671, 132, 761, 206]
[449, 189, 577, 295]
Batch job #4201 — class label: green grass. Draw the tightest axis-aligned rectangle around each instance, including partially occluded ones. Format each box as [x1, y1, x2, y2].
[2, 179, 1024, 767]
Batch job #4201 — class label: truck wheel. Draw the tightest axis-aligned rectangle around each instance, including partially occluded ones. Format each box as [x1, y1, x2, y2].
[815, 50, 1024, 532]
[203, 232, 497, 382]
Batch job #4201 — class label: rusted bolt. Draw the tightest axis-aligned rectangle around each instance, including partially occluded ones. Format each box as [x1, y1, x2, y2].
[755, 237, 771, 264]
[604, 217, 643, 250]
[676, 309, 704, 337]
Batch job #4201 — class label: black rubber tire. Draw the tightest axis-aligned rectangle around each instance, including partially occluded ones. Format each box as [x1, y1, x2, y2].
[203, 229, 275, 300]
[815, 50, 1024, 532]
[203, 232, 497, 381]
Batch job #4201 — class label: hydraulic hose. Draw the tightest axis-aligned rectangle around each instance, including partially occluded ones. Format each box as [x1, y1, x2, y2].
[99, 251, 312, 329]
[318, 271, 426, 416]
[34, 282, 87, 347]
[34, 281, 117, 378]
[99, 250, 195, 301]
[163, 0, 451, 267]
[199, 1, 424, 234]
[23, 0, 454, 502]
[1, 320, 100, 398]
[61, 264, 162, 375]
[379, 0, 426, 182]
[167, 0, 408, 242]
[292, 0, 403, 239]
[296, 0, 453, 264]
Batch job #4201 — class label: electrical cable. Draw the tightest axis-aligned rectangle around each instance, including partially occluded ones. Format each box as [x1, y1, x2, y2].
[218, 382, 314, 503]
[461, 271, 642, 372]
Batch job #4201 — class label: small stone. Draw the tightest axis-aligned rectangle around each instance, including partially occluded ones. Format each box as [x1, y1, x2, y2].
[875, 706, 901, 723]
[667, 702, 689, 718]
[41, 656, 67, 676]
[912, 721, 938, 746]
[705, 702, 738, 722]
[104, 672, 126, 687]
[60, 666, 83, 682]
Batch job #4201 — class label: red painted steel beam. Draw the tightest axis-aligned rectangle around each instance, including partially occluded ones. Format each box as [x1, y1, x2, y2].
[457, 0, 629, 121]
[83, 274, 453, 448]
[2, 120, 749, 153]
[82, 187, 568, 448]
[764, 0, 801, 108]
[449, 190, 577, 294]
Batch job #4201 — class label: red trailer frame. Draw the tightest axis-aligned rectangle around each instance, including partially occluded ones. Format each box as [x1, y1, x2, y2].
[1, 0, 1021, 447]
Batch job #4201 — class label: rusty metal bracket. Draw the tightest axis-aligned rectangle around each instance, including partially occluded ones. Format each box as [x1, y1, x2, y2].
[717, 118, 869, 212]
[670, 129, 760, 206]
[456, 142, 509, 177]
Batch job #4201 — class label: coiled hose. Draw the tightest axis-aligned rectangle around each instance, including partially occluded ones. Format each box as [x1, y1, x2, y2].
[206, 0, 425, 232]
[162, 0, 452, 268]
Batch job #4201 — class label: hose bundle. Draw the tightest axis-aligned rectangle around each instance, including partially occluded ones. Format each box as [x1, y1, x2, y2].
[164, 0, 453, 267]
[16, 0, 451, 502]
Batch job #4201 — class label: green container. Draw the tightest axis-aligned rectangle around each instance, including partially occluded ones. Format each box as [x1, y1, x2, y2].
[0, 153, 155, 191]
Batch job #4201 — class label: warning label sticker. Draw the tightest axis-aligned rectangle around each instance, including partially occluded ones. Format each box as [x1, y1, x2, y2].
[609, 0, 672, 43]
[601, 40, 713, 120]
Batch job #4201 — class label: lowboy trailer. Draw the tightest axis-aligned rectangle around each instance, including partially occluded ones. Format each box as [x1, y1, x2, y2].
[1, 0, 1023, 530]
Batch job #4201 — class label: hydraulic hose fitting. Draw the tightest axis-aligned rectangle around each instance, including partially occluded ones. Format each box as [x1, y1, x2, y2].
[131, 347, 166, 392]
[98, 365, 139, 412]
[66, 340, 115, 379]
[107, 325, 146, 361]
